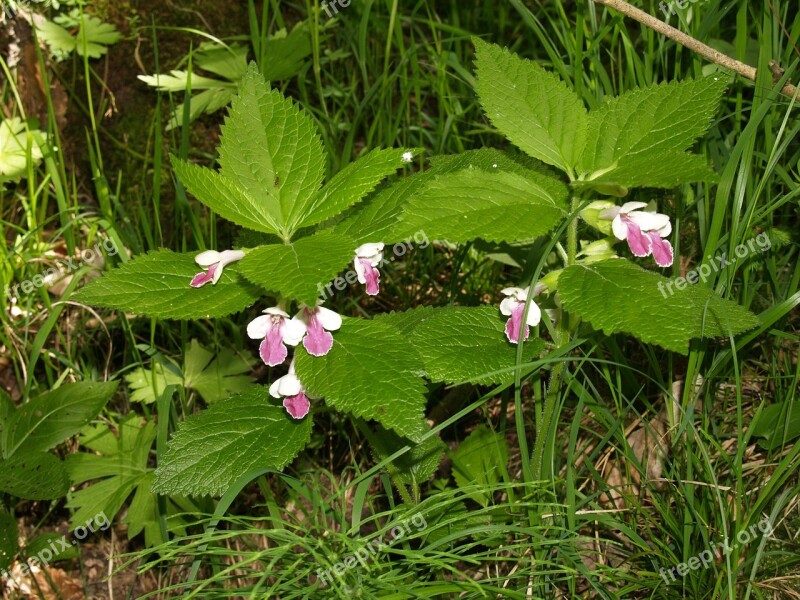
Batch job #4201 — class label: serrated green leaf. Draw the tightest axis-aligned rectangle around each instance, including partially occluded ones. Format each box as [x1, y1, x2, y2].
[474, 38, 587, 176]
[0, 453, 70, 500]
[394, 167, 568, 243]
[35, 20, 77, 60]
[73, 250, 261, 320]
[450, 425, 509, 507]
[295, 319, 428, 442]
[238, 231, 355, 305]
[2, 381, 117, 458]
[76, 15, 122, 58]
[298, 148, 413, 228]
[410, 307, 545, 385]
[559, 259, 759, 354]
[152, 388, 312, 496]
[218, 64, 325, 235]
[172, 157, 282, 234]
[578, 76, 727, 188]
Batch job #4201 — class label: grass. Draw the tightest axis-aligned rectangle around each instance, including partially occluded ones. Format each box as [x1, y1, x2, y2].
[1, 0, 799, 598]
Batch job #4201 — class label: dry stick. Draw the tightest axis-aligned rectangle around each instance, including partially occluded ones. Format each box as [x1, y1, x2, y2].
[591, 0, 799, 99]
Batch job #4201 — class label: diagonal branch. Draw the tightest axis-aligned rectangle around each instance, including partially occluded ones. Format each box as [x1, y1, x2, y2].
[591, 0, 799, 99]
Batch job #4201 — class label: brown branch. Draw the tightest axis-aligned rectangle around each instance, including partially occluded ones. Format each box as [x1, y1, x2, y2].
[591, 0, 800, 100]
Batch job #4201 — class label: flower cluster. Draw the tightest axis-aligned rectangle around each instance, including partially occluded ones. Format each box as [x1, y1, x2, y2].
[599, 202, 673, 268]
[188, 242, 387, 418]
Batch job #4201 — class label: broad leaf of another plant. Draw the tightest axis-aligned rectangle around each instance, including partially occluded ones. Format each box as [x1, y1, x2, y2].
[474, 38, 587, 176]
[152, 388, 312, 497]
[295, 319, 428, 442]
[1, 381, 118, 458]
[577, 77, 727, 188]
[559, 259, 759, 354]
[0, 511, 17, 571]
[450, 425, 509, 507]
[183, 340, 256, 404]
[217, 64, 326, 235]
[37, 14, 121, 61]
[0, 453, 70, 500]
[368, 423, 445, 486]
[74, 250, 261, 320]
[238, 231, 355, 305]
[65, 415, 185, 546]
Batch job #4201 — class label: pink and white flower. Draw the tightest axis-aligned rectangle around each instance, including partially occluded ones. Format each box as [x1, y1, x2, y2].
[190, 249, 245, 288]
[354, 243, 384, 296]
[269, 360, 310, 419]
[599, 202, 673, 267]
[291, 302, 342, 357]
[500, 284, 545, 344]
[247, 307, 306, 367]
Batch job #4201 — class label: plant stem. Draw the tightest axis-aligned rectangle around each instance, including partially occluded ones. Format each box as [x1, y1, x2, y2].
[591, 0, 799, 99]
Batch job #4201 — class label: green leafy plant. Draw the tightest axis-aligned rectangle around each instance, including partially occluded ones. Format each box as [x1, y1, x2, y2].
[76, 39, 761, 501]
[0, 118, 46, 184]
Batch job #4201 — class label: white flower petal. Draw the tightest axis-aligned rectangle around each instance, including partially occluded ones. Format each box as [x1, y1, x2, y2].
[355, 242, 384, 258]
[629, 210, 670, 232]
[195, 250, 221, 267]
[316, 306, 342, 331]
[598, 206, 621, 221]
[282, 317, 308, 346]
[264, 306, 290, 318]
[273, 373, 303, 397]
[501, 286, 528, 301]
[354, 257, 367, 283]
[246, 315, 273, 339]
[655, 219, 672, 237]
[611, 215, 629, 241]
[499, 297, 518, 316]
[525, 301, 542, 327]
[619, 201, 648, 214]
[218, 249, 245, 266]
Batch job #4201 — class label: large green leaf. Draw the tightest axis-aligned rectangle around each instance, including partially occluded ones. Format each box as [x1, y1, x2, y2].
[474, 38, 587, 176]
[409, 306, 545, 385]
[217, 64, 326, 235]
[152, 388, 313, 496]
[294, 318, 428, 442]
[577, 76, 727, 188]
[559, 260, 760, 354]
[73, 250, 261, 320]
[238, 231, 355, 305]
[0, 453, 70, 500]
[298, 148, 413, 228]
[393, 167, 568, 243]
[172, 158, 282, 235]
[2, 381, 117, 458]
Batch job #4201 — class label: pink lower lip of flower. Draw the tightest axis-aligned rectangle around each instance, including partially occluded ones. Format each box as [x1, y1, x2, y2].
[647, 232, 674, 267]
[623, 216, 652, 258]
[283, 392, 310, 419]
[505, 302, 530, 344]
[190, 263, 218, 288]
[359, 258, 381, 295]
[303, 311, 334, 356]
[260, 325, 288, 366]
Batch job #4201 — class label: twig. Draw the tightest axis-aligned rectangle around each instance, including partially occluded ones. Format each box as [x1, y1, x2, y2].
[591, 0, 799, 99]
